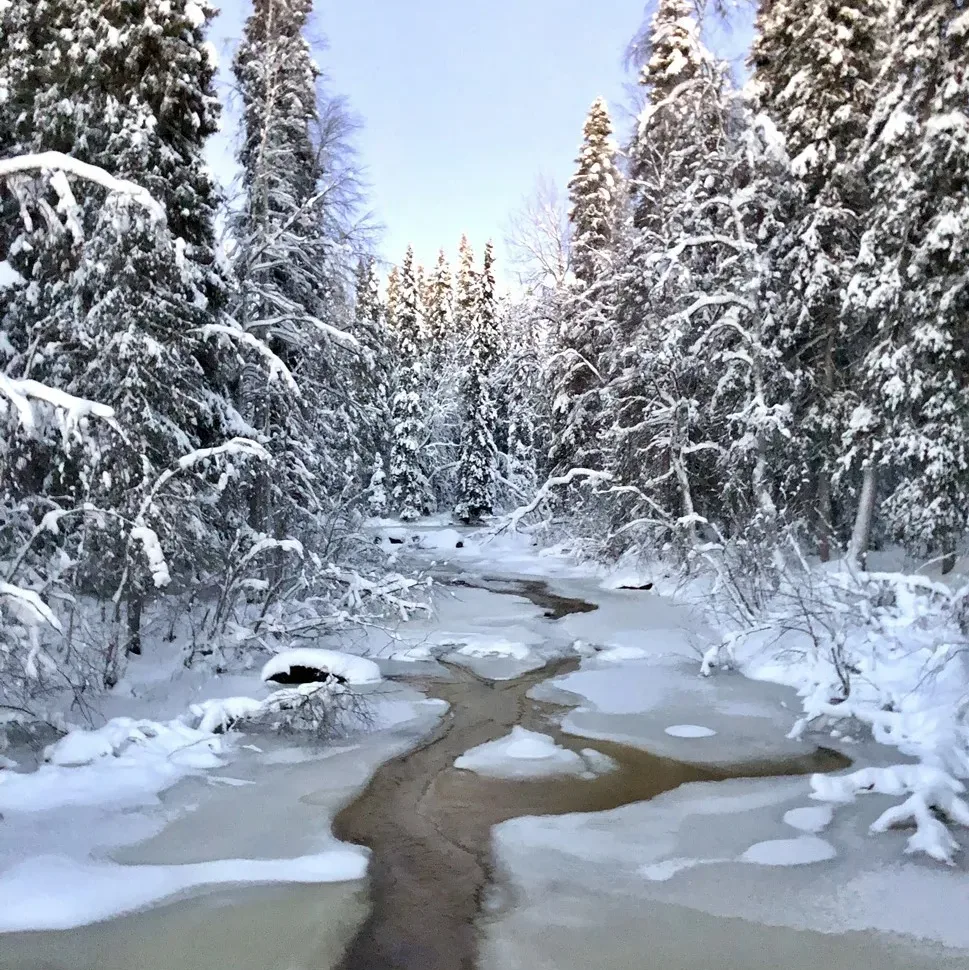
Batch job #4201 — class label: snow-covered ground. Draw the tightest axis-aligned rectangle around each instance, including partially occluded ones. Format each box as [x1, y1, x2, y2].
[0, 650, 445, 938]
[3, 517, 969, 968]
[386, 522, 969, 967]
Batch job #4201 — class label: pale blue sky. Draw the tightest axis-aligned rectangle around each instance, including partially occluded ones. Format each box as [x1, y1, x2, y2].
[210, 1, 753, 278]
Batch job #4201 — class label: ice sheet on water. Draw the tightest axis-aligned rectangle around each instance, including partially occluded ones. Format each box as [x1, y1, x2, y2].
[454, 727, 612, 780]
[0, 849, 369, 932]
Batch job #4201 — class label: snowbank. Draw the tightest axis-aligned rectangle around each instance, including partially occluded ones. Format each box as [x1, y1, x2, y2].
[260, 648, 381, 685]
[1, 718, 224, 815]
[702, 567, 969, 859]
[454, 727, 615, 780]
[0, 849, 368, 932]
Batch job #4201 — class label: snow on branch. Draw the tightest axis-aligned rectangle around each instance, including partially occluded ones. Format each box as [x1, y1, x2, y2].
[0, 151, 165, 223]
[504, 468, 613, 532]
[0, 582, 64, 633]
[812, 766, 969, 864]
[197, 324, 300, 394]
[259, 314, 360, 350]
[0, 375, 118, 440]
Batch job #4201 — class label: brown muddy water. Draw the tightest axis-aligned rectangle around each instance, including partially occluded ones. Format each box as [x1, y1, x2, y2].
[332, 581, 848, 970]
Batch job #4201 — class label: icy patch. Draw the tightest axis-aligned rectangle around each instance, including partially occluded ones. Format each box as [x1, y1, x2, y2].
[596, 645, 651, 662]
[454, 728, 610, 780]
[0, 849, 369, 932]
[456, 639, 531, 661]
[261, 649, 381, 685]
[664, 724, 717, 739]
[579, 748, 619, 775]
[740, 836, 837, 866]
[784, 805, 834, 834]
[640, 857, 716, 881]
[391, 645, 436, 662]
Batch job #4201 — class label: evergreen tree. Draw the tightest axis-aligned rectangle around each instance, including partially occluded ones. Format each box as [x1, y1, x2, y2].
[455, 242, 500, 522]
[389, 246, 430, 520]
[608, 0, 728, 553]
[233, 0, 356, 545]
[385, 264, 401, 333]
[846, 0, 969, 563]
[353, 258, 392, 511]
[425, 250, 453, 353]
[455, 234, 477, 339]
[548, 97, 623, 477]
[420, 248, 464, 506]
[1, 0, 236, 640]
[750, 0, 888, 558]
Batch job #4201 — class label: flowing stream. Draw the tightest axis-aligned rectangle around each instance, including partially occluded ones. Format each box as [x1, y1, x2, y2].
[3, 577, 853, 970]
[331, 580, 848, 970]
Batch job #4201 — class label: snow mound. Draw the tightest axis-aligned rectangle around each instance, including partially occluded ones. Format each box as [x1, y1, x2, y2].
[740, 836, 836, 866]
[783, 805, 834, 834]
[44, 718, 222, 769]
[188, 697, 265, 734]
[454, 728, 611, 780]
[456, 639, 531, 660]
[664, 724, 717, 739]
[261, 648, 381, 685]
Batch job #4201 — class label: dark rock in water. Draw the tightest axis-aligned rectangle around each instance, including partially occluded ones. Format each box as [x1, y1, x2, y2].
[265, 665, 348, 686]
[389, 536, 405, 545]
[618, 583, 654, 591]
[455, 540, 464, 549]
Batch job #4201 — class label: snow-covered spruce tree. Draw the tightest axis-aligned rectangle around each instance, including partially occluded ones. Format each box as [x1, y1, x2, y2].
[233, 0, 358, 550]
[353, 258, 392, 513]
[750, 0, 888, 559]
[607, 0, 729, 557]
[1, 0, 240, 658]
[389, 246, 431, 520]
[420, 249, 464, 506]
[385, 263, 401, 334]
[498, 298, 542, 499]
[425, 249, 454, 356]
[846, 0, 969, 566]
[455, 242, 501, 523]
[548, 97, 624, 479]
[455, 234, 477, 340]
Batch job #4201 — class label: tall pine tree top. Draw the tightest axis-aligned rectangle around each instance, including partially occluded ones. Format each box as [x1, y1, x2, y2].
[749, 0, 888, 195]
[641, 0, 711, 102]
[235, 0, 319, 219]
[456, 234, 477, 335]
[568, 98, 623, 287]
[425, 249, 453, 349]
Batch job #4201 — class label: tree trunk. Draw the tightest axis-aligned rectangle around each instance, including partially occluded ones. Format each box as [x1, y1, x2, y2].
[817, 471, 833, 563]
[816, 329, 837, 562]
[848, 462, 878, 568]
[126, 594, 143, 656]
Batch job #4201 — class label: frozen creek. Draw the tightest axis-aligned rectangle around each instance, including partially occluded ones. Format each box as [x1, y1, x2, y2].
[3, 562, 969, 970]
